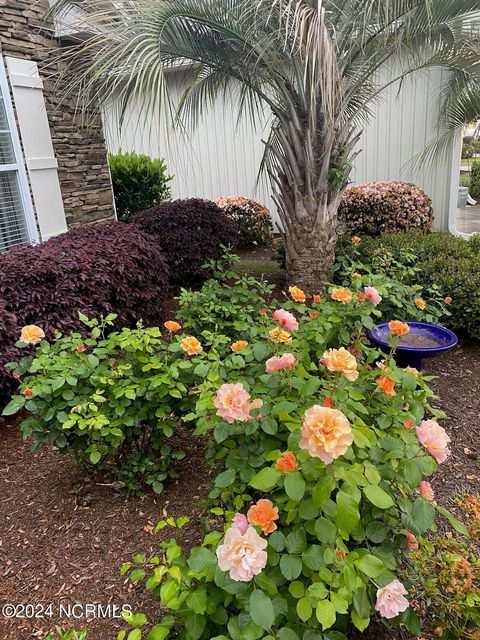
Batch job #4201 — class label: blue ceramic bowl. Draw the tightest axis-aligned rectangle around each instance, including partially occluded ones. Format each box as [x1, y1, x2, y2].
[367, 321, 458, 370]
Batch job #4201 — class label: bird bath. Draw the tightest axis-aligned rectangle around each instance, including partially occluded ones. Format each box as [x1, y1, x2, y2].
[368, 321, 458, 370]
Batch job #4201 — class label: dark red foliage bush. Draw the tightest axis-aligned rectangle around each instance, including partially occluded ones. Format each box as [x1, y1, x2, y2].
[133, 198, 238, 288]
[0, 222, 170, 405]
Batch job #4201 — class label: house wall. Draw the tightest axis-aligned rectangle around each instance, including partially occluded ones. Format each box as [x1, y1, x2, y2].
[0, 0, 115, 232]
[103, 67, 456, 231]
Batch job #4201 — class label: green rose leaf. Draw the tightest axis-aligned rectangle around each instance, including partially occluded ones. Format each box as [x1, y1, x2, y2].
[284, 471, 306, 502]
[354, 554, 385, 578]
[188, 547, 216, 574]
[249, 467, 281, 491]
[279, 555, 303, 580]
[314, 517, 337, 544]
[412, 497, 436, 533]
[363, 485, 394, 509]
[316, 600, 336, 630]
[249, 589, 275, 630]
[297, 597, 313, 622]
[335, 490, 360, 536]
[215, 468, 236, 488]
[146, 626, 170, 640]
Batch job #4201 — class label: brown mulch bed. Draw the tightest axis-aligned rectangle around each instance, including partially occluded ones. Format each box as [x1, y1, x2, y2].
[0, 342, 479, 640]
[0, 426, 211, 639]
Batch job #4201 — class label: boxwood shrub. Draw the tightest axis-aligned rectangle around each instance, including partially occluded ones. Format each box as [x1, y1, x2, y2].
[338, 231, 480, 340]
[0, 222, 170, 405]
[133, 198, 238, 288]
[109, 150, 172, 221]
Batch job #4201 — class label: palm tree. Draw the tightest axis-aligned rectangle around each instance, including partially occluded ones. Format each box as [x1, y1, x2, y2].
[51, 0, 480, 290]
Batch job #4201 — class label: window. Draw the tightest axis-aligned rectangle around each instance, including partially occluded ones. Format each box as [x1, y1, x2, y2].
[0, 55, 38, 251]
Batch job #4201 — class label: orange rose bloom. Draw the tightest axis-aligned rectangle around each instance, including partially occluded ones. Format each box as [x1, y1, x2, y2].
[247, 499, 279, 534]
[357, 292, 366, 302]
[444, 296, 452, 305]
[269, 327, 292, 344]
[376, 375, 396, 397]
[313, 294, 321, 303]
[331, 288, 353, 304]
[388, 320, 410, 336]
[275, 451, 298, 474]
[20, 325, 45, 345]
[231, 340, 248, 352]
[180, 336, 203, 356]
[164, 321, 182, 332]
[77, 344, 86, 353]
[404, 419, 414, 430]
[310, 311, 317, 319]
[352, 236, 361, 245]
[415, 298, 426, 310]
[289, 286, 306, 303]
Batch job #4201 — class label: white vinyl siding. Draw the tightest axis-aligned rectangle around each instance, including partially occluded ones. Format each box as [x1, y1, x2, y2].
[103, 67, 457, 231]
[0, 55, 38, 251]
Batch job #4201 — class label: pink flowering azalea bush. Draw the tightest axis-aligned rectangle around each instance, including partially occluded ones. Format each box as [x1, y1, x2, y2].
[338, 181, 434, 236]
[215, 196, 273, 248]
[117, 282, 472, 639]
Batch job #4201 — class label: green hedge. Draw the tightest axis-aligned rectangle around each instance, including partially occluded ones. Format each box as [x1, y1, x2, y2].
[337, 231, 480, 341]
[109, 150, 172, 220]
[470, 161, 480, 197]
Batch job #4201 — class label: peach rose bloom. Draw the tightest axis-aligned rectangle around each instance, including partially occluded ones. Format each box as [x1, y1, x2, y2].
[214, 383, 263, 424]
[375, 580, 409, 619]
[415, 298, 426, 310]
[405, 366, 419, 377]
[419, 480, 435, 501]
[231, 513, 249, 535]
[376, 375, 396, 397]
[321, 347, 359, 382]
[231, 340, 249, 352]
[416, 419, 451, 464]
[180, 336, 202, 355]
[289, 286, 306, 303]
[272, 309, 298, 331]
[164, 321, 182, 332]
[20, 325, 45, 345]
[388, 320, 410, 336]
[405, 530, 419, 550]
[266, 353, 296, 373]
[331, 287, 353, 304]
[216, 525, 268, 582]
[247, 499, 279, 534]
[269, 327, 292, 344]
[352, 236, 361, 245]
[364, 286, 382, 306]
[275, 451, 298, 474]
[299, 405, 353, 464]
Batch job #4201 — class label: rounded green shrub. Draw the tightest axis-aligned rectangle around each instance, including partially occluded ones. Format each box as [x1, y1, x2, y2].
[109, 150, 172, 220]
[338, 181, 434, 236]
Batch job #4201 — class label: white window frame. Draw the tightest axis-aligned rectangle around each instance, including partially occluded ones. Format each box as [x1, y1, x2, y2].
[0, 54, 39, 246]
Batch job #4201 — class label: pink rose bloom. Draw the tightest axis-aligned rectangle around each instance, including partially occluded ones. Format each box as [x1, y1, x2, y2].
[216, 525, 268, 582]
[265, 353, 297, 373]
[364, 286, 382, 306]
[419, 481, 435, 501]
[272, 309, 298, 332]
[375, 580, 410, 619]
[416, 419, 451, 464]
[214, 383, 263, 424]
[299, 405, 353, 464]
[231, 513, 249, 535]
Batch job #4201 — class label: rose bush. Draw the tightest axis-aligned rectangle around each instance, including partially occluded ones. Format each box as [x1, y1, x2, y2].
[215, 196, 273, 248]
[118, 284, 470, 639]
[2, 315, 206, 494]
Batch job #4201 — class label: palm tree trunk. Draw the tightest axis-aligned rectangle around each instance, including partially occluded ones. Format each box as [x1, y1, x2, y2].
[279, 190, 342, 292]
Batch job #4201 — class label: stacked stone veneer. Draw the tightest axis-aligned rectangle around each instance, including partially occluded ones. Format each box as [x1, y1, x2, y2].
[0, 0, 115, 228]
